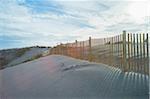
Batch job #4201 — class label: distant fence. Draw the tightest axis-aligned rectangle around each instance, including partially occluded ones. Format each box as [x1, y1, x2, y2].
[50, 31, 149, 75]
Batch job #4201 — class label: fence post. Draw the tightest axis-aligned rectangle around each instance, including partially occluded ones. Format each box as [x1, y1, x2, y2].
[140, 34, 142, 58]
[130, 34, 133, 71]
[65, 44, 67, 56]
[89, 37, 92, 62]
[142, 34, 145, 74]
[82, 41, 85, 60]
[143, 34, 145, 58]
[55, 46, 57, 54]
[146, 33, 149, 74]
[68, 44, 70, 56]
[72, 43, 74, 57]
[57, 45, 59, 54]
[103, 38, 106, 63]
[139, 34, 142, 73]
[119, 35, 122, 68]
[133, 34, 136, 72]
[80, 42, 82, 59]
[111, 37, 114, 66]
[127, 33, 130, 71]
[117, 36, 119, 67]
[59, 44, 61, 54]
[75, 40, 78, 58]
[136, 34, 139, 72]
[146, 33, 149, 58]
[123, 30, 127, 72]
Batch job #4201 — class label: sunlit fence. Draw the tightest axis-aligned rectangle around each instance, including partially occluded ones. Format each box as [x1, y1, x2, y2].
[50, 31, 149, 75]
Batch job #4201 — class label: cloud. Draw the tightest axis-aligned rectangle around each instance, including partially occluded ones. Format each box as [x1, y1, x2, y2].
[0, 0, 149, 49]
[105, 22, 148, 33]
[18, 0, 65, 15]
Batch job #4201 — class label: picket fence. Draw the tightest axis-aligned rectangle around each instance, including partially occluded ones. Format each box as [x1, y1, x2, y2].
[50, 31, 149, 74]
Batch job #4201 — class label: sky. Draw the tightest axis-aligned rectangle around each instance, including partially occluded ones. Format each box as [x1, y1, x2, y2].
[0, 0, 150, 49]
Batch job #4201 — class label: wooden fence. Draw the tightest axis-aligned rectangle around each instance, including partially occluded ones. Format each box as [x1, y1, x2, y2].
[50, 31, 149, 75]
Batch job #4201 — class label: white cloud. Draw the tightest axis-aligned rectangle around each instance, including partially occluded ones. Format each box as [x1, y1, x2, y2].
[0, 0, 149, 48]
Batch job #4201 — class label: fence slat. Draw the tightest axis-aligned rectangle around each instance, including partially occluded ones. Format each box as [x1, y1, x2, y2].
[130, 34, 133, 71]
[123, 31, 127, 72]
[127, 33, 130, 71]
[136, 34, 139, 72]
[146, 33, 149, 74]
[50, 32, 149, 75]
[139, 34, 142, 73]
[89, 37, 92, 61]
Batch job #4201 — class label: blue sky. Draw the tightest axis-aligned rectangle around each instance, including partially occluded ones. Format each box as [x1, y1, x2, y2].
[0, 0, 149, 49]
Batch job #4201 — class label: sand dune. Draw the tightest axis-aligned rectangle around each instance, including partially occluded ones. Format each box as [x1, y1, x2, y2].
[0, 55, 149, 99]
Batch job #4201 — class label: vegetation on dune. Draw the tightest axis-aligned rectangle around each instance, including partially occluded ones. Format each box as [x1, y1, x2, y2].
[0, 46, 51, 70]
[22, 54, 43, 63]
[15, 48, 30, 57]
